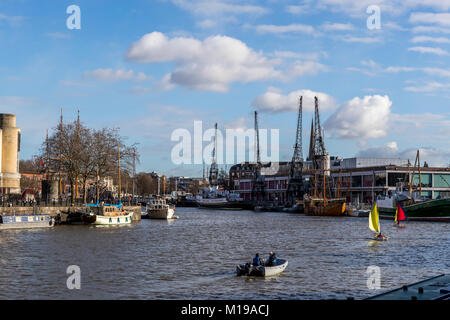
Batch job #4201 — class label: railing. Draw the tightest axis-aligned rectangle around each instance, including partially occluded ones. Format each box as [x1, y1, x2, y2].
[0, 197, 143, 208]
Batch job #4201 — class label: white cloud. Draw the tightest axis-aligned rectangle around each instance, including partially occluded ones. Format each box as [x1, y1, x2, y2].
[253, 24, 315, 35]
[340, 36, 381, 43]
[412, 26, 450, 34]
[289, 60, 329, 77]
[285, 5, 309, 15]
[409, 12, 450, 27]
[252, 87, 336, 113]
[404, 81, 450, 93]
[154, 74, 176, 91]
[383, 22, 408, 31]
[321, 22, 354, 32]
[0, 13, 24, 26]
[357, 142, 400, 158]
[385, 66, 450, 77]
[347, 60, 381, 76]
[408, 46, 448, 55]
[411, 36, 450, 43]
[358, 142, 450, 167]
[324, 95, 392, 141]
[84, 68, 149, 82]
[271, 51, 325, 60]
[171, 0, 269, 17]
[125, 31, 327, 92]
[196, 19, 217, 28]
[316, 1, 450, 16]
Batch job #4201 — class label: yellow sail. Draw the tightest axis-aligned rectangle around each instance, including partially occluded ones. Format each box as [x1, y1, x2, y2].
[394, 207, 398, 223]
[369, 204, 380, 233]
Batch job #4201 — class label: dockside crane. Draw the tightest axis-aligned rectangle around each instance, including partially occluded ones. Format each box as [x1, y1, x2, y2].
[287, 96, 305, 207]
[251, 111, 266, 204]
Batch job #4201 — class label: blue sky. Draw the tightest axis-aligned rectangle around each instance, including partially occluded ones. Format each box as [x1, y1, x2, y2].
[1, 0, 450, 176]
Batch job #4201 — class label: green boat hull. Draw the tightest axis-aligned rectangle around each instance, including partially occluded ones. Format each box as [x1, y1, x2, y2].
[378, 198, 450, 222]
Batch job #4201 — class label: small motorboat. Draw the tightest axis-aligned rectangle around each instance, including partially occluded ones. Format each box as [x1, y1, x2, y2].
[236, 259, 288, 277]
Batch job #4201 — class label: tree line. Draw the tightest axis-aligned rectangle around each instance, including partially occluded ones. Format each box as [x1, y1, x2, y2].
[23, 116, 140, 204]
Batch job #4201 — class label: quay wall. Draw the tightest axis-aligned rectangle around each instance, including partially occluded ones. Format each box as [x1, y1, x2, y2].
[0, 206, 142, 221]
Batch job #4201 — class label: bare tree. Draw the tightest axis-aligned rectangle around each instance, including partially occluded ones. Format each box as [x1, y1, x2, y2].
[40, 118, 140, 204]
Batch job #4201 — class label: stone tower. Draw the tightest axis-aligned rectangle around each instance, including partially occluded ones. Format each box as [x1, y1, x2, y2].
[0, 114, 21, 194]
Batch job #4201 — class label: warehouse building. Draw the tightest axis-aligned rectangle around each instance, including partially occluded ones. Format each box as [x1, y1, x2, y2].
[229, 157, 450, 204]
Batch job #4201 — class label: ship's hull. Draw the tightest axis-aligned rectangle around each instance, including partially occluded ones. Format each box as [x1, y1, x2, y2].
[196, 198, 245, 209]
[378, 198, 450, 222]
[175, 200, 198, 207]
[82, 212, 134, 225]
[304, 200, 346, 217]
[145, 208, 175, 220]
[0, 215, 55, 230]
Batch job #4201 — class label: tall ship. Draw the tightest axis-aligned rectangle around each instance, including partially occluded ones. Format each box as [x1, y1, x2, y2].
[302, 97, 346, 217]
[376, 151, 450, 222]
[303, 164, 346, 216]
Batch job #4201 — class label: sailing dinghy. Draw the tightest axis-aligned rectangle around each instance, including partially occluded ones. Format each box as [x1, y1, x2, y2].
[394, 204, 407, 228]
[369, 204, 388, 241]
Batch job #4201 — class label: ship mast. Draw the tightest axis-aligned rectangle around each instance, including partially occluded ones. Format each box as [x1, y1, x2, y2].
[287, 96, 304, 206]
[209, 123, 219, 186]
[252, 111, 265, 204]
[409, 150, 422, 199]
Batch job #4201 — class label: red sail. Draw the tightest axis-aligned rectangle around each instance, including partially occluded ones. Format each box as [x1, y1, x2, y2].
[397, 204, 407, 221]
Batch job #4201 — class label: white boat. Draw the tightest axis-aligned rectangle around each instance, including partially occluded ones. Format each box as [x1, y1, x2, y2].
[80, 143, 135, 226]
[196, 186, 245, 209]
[145, 198, 175, 220]
[81, 204, 134, 225]
[236, 259, 288, 277]
[0, 214, 55, 230]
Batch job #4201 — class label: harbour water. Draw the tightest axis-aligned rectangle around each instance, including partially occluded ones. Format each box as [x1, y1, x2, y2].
[0, 208, 448, 300]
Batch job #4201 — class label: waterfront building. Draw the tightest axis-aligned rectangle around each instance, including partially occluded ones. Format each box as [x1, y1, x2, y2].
[0, 114, 21, 194]
[168, 176, 207, 196]
[230, 158, 450, 205]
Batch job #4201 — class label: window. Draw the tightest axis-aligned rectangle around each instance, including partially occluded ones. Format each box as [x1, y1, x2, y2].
[412, 174, 432, 188]
[352, 176, 362, 188]
[375, 173, 386, 187]
[388, 173, 408, 187]
[363, 175, 373, 187]
[434, 174, 450, 188]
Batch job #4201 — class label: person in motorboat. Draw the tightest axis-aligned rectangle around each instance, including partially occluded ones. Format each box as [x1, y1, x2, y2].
[252, 253, 263, 266]
[266, 252, 278, 266]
